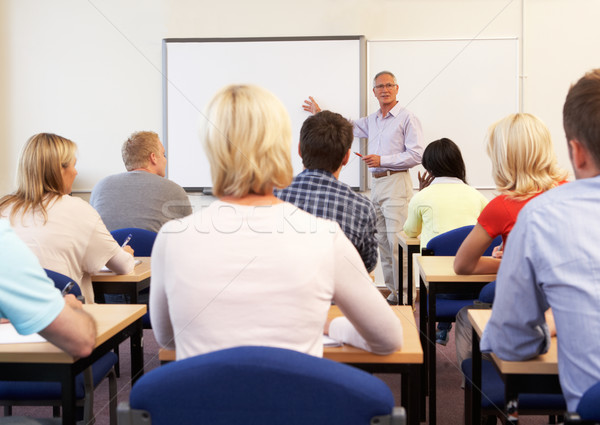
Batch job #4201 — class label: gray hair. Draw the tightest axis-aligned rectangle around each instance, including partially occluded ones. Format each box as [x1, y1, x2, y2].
[373, 71, 397, 87]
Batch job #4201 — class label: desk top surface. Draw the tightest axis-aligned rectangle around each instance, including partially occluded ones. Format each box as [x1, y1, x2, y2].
[398, 231, 420, 249]
[159, 305, 423, 365]
[324, 305, 423, 364]
[468, 308, 558, 375]
[91, 257, 151, 282]
[417, 256, 497, 283]
[0, 304, 147, 364]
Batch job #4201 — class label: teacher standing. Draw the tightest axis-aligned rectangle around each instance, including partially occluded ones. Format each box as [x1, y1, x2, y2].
[304, 71, 424, 304]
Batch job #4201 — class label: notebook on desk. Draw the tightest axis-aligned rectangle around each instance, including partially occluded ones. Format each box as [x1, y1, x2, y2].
[99, 259, 142, 273]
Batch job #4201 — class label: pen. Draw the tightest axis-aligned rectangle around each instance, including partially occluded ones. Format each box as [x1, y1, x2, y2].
[121, 233, 133, 248]
[354, 152, 363, 157]
[61, 281, 75, 296]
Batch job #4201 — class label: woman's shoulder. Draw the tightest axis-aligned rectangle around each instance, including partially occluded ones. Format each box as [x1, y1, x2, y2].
[50, 195, 102, 220]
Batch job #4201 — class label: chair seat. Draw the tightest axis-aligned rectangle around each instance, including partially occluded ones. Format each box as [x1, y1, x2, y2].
[462, 358, 566, 410]
[0, 352, 118, 400]
[427, 296, 474, 321]
[127, 346, 395, 425]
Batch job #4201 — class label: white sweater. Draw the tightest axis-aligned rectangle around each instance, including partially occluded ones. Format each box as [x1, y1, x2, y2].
[150, 200, 403, 359]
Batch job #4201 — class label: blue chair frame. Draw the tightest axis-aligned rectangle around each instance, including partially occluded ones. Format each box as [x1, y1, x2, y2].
[109, 228, 156, 329]
[118, 346, 406, 425]
[462, 358, 566, 424]
[110, 228, 157, 257]
[564, 381, 600, 424]
[422, 225, 502, 321]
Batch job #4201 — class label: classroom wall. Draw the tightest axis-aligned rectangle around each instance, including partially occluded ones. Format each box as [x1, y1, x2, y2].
[1, 0, 598, 195]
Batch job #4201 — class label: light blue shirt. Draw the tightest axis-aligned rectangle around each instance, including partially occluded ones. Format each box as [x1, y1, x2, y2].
[480, 176, 600, 411]
[0, 219, 64, 335]
[352, 102, 424, 173]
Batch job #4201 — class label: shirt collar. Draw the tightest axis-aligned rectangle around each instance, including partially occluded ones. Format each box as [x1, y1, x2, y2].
[378, 101, 403, 119]
[431, 176, 465, 185]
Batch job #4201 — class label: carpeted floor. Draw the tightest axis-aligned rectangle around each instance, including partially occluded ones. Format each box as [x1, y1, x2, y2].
[6, 307, 558, 424]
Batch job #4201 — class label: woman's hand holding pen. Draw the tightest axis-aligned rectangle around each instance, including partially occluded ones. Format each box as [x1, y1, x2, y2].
[64, 294, 84, 309]
[121, 233, 135, 256]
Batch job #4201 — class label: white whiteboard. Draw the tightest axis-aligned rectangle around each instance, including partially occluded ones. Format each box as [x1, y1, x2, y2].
[368, 39, 519, 188]
[163, 37, 366, 191]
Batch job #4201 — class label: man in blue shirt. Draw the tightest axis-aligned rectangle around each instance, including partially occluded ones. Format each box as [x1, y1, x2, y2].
[0, 219, 96, 357]
[480, 69, 600, 412]
[276, 110, 378, 273]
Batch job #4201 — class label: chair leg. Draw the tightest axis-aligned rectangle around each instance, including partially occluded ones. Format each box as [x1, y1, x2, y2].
[108, 368, 118, 425]
[483, 415, 497, 425]
[114, 345, 120, 378]
[53, 406, 60, 417]
[4, 405, 12, 416]
[83, 367, 95, 425]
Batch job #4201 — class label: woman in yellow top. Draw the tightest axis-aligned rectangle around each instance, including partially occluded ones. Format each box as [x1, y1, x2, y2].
[403, 138, 488, 252]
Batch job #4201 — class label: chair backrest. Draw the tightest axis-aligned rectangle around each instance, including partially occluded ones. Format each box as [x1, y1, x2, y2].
[425, 225, 502, 256]
[110, 228, 157, 257]
[44, 269, 82, 297]
[123, 346, 397, 425]
[578, 381, 600, 421]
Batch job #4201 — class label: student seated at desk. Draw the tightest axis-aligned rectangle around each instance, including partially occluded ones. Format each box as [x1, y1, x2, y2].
[0, 219, 96, 357]
[481, 69, 600, 412]
[0, 133, 135, 304]
[150, 84, 403, 360]
[403, 138, 488, 345]
[453, 113, 567, 374]
[403, 138, 488, 252]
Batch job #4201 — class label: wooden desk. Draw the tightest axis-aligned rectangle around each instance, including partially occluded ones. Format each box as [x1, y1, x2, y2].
[0, 304, 146, 425]
[398, 231, 420, 306]
[468, 309, 561, 425]
[159, 305, 423, 425]
[91, 256, 151, 304]
[417, 256, 496, 425]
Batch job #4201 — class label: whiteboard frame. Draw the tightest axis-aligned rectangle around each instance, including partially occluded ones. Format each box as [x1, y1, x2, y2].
[162, 36, 368, 192]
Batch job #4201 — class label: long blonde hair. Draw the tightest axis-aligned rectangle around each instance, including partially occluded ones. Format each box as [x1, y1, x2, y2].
[202, 84, 293, 198]
[0, 133, 77, 223]
[486, 113, 567, 200]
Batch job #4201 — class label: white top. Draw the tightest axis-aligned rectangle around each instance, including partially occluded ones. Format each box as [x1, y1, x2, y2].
[150, 200, 403, 359]
[2, 195, 134, 303]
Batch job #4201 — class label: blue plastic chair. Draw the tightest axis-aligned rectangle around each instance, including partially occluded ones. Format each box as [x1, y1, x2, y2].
[462, 358, 566, 423]
[578, 381, 600, 421]
[563, 381, 600, 424]
[423, 225, 502, 321]
[109, 228, 156, 329]
[110, 227, 157, 257]
[0, 270, 118, 425]
[117, 346, 406, 425]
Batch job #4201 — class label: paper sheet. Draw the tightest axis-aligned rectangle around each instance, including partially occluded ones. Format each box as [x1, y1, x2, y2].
[99, 259, 142, 273]
[322, 334, 342, 347]
[0, 323, 47, 344]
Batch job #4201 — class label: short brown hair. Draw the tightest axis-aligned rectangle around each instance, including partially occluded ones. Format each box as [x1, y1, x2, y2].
[563, 69, 600, 169]
[122, 131, 161, 171]
[299, 111, 353, 173]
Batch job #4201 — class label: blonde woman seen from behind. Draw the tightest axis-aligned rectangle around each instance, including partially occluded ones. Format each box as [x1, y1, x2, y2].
[150, 85, 403, 360]
[453, 113, 567, 375]
[454, 113, 568, 275]
[0, 133, 135, 303]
